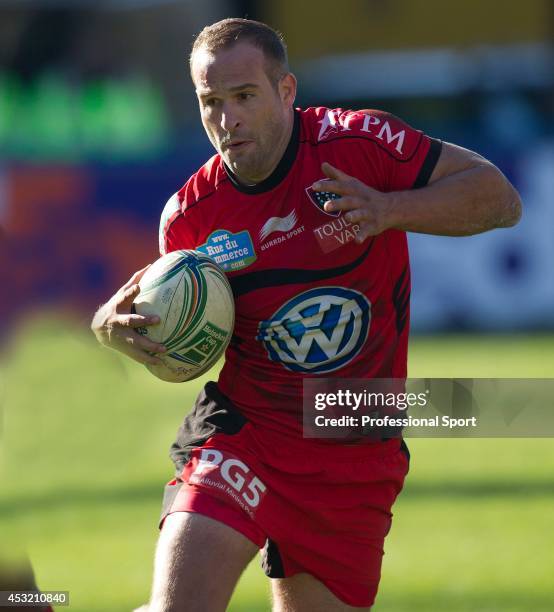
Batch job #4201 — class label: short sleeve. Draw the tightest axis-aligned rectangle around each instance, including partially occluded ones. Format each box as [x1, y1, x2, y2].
[158, 192, 196, 256]
[350, 110, 442, 192]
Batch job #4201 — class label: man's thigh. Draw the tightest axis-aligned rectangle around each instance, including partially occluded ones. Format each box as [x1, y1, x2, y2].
[148, 511, 258, 612]
[271, 573, 371, 612]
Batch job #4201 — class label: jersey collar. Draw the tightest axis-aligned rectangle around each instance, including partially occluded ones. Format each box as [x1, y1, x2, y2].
[223, 110, 300, 195]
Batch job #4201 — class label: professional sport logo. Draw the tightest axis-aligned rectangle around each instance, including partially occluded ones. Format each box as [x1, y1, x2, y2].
[256, 287, 371, 373]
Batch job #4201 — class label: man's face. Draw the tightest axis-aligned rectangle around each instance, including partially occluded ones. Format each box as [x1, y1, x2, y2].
[191, 42, 296, 184]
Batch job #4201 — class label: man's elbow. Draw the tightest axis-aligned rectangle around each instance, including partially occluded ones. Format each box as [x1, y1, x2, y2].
[502, 190, 522, 228]
[486, 164, 522, 229]
[498, 182, 522, 229]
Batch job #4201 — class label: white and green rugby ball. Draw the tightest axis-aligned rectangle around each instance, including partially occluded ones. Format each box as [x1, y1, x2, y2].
[134, 250, 235, 382]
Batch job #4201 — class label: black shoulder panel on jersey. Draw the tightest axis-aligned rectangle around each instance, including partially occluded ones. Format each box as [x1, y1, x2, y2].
[412, 138, 442, 188]
[229, 240, 373, 298]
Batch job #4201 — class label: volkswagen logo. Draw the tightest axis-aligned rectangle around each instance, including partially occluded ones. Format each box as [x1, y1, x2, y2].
[256, 287, 371, 373]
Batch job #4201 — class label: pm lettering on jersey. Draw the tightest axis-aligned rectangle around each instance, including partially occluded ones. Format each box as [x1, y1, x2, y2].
[257, 287, 371, 373]
[188, 448, 267, 517]
[317, 109, 418, 159]
[197, 229, 257, 271]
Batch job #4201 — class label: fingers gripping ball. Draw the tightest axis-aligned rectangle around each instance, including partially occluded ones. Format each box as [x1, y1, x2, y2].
[133, 250, 235, 382]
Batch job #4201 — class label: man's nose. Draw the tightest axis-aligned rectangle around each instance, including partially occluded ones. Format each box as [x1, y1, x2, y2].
[220, 104, 240, 132]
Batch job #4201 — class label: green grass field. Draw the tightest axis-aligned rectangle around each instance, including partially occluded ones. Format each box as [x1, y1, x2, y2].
[1, 318, 553, 611]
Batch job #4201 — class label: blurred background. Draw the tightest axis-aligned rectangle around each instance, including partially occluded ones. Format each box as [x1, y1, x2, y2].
[1, 1, 553, 611]
[1, 0, 553, 331]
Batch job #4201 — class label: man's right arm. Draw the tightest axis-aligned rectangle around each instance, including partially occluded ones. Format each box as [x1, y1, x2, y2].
[92, 187, 196, 364]
[90, 264, 167, 365]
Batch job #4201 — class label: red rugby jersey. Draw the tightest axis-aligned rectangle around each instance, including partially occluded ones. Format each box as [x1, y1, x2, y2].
[160, 107, 441, 436]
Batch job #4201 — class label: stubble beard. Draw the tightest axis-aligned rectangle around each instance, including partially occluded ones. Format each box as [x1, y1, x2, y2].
[224, 144, 260, 183]
[224, 117, 287, 185]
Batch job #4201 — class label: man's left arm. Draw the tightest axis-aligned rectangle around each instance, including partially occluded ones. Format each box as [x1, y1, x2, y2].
[314, 142, 522, 243]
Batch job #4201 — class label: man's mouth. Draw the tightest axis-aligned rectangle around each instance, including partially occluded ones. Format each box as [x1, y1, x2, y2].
[225, 140, 252, 150]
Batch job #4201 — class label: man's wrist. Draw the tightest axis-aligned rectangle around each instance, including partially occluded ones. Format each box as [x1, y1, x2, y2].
[384, 190, 408, 231]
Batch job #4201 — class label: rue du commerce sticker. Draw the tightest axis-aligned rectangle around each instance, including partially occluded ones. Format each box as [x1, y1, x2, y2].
[197, 229, 257, 272]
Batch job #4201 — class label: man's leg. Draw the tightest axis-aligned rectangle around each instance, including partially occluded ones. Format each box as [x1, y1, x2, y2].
[147, 511, 258, 612]
[271, 574, 371, 612]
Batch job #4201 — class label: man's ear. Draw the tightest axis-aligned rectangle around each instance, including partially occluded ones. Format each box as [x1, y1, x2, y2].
[279, 72, 297, 106]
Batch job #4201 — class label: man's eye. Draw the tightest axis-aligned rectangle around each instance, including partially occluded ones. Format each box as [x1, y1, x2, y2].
[204, 98, 219, 107]
[238, 93, 253, 101]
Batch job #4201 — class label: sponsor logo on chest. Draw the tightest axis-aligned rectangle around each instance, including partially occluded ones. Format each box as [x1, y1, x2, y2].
[305, 179, 360, 253]
[313, 216, 361, 254]
[317, 109, 406, 154]
[197, 229, 257, 271]
[259, 209, 305, 251]
[257, 287, 371, 373]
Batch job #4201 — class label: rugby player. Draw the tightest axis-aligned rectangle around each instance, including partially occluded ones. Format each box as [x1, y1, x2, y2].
[91, 18, 521, 612]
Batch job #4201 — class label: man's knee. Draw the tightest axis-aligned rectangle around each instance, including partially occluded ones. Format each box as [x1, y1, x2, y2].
[149, 511, 258, 612]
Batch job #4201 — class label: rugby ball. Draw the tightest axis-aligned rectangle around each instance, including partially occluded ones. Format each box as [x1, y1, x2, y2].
[133, 250, 235, 382]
